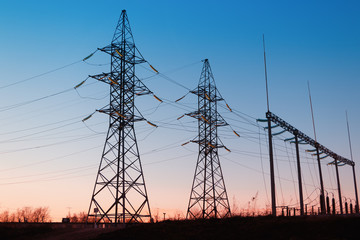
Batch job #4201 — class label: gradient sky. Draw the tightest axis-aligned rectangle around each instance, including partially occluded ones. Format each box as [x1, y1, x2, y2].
[0, 0, 359, 221]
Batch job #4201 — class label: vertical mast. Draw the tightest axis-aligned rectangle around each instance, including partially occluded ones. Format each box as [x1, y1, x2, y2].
[263, 34, 276, 216]
[346, 111, 359, 213]
[307, 81, 325, 214]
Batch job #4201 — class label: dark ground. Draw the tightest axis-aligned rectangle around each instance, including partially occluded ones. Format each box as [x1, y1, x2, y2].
[1, 215, 359, 240]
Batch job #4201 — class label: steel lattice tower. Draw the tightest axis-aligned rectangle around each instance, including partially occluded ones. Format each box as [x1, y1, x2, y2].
[87, 10, 152, 224]
[186, 59, 231, 219]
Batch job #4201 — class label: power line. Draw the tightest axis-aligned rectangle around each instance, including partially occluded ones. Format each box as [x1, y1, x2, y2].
[0, 134, 102, 155]
[0, 88, 74, 112]
[0, 60, 83, 90]
[0, 145, 102, 173]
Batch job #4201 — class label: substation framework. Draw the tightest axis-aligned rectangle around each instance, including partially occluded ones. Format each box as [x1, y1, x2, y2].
[87, 10, 152, 224]
[186, 59, 231, 219]
[262, 111, 359, 216]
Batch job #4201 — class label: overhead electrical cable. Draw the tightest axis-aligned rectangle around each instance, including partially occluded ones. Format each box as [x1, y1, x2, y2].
[0, 134, 102, 155]
[0, 60, 82, 90]
[0, 50, 98, 90]
[0, 164, 98, 180]
[0, 114, 90, 136]
[0, 79, 98, 113]
[0, 172, 95, 186]
[0, 145, 102, 172]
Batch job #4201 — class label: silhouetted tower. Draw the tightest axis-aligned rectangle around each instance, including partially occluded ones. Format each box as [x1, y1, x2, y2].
[87, 10, 152, 224]
[186, 59, 231, 219]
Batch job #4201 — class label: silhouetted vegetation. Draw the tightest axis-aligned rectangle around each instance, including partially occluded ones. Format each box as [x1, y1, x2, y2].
[66, 211, 88, 223]
[0, 207, 50, 223]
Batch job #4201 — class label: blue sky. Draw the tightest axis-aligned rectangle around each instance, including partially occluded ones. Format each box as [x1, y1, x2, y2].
[0, 0, 359, 220]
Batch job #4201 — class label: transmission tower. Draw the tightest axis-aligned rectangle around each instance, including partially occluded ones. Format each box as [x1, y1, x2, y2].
[87, 10, 152, 224]
[186, 59, 231, 219]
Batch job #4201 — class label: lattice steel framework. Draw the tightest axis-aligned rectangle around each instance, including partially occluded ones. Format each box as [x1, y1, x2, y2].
[87, 10, 151, 224]
[263, 111, 356, 215]
[186, 59, 231, 219]
[266, 111, 354, 166]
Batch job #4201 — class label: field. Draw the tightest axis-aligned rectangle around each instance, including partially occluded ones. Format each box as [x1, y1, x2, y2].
[1, 215, 359, 240]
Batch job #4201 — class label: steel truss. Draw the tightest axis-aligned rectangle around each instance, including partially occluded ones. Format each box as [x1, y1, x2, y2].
[87, 10, 151, 224]
[267, 111, 354, 166]
[264, 111, 357, 215]
[186, 59, 231, 219]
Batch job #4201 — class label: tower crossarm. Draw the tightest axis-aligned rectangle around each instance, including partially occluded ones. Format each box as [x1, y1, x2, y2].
[185, 111, 228, 127]
[98, 44, 146, 65]
[215, 113, 228, 127]
[89, 72, 113, 84]
[267, 111, 354, 166]
[190, 88, 224, 102]
[89, 73, 152, 96]
[134, 76, 153, 96]
[97, 108, 145, 123]
[186, 111, 201, 119]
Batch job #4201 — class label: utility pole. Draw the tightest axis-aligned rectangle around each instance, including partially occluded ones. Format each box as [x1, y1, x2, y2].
[67, 207, 72, 218]
[294, 133, 304, 215]
[334, 159, 343, 214]
[186, 59, 231, 219]
[315, 146, 326, 214]
[352, 166, 359, 213]
[266, 112, 276, 216]
[87, 10, 152, 225]
[346, 111, 359, 213]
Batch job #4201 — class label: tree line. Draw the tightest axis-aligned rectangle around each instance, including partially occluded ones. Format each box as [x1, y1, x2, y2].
[0, 207, 51, 223]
